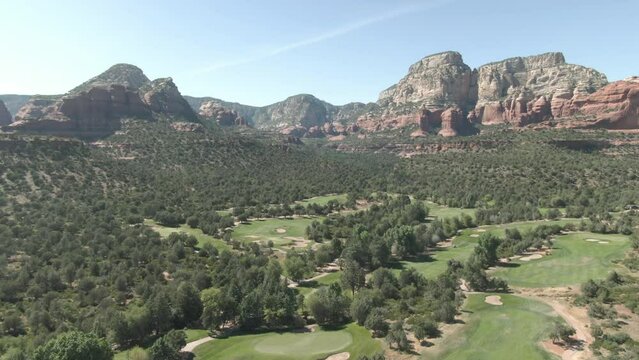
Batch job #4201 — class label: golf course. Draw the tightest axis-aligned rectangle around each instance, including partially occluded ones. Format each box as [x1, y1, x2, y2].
[431, 294, 561, 360]
[493, 232, 632, 287]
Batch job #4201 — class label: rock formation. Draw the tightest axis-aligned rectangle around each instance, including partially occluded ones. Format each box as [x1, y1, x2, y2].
[198, 101, 246, 126]
[357, 51, 610, 136]
[9, 85, 151, 136]
[141, 78, 198, 121]
[7, 65, 199, 137]
[552, 77, 639, 129]
[0, 100, 11, 126]
[472, 52, 607, 125]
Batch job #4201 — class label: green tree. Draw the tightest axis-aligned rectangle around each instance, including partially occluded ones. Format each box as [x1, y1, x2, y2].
[364, 308, 389, 337]
[386, 320, 410, 352]
[174, 282, 203, 327]
[33, 331, 112, 360]
[306, 283, 350, 326]
[341, 259, 366, 296]
[550, 322, 576, 344]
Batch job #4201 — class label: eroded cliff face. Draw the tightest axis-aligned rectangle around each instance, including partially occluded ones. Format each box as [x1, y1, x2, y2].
[198, 101, 247, 126]
[471, 52, 607, 125]
[7, 65, 197, 137]
[9, 85, 151, 136]
[357, 51, 611, 136]
[0, 100, 11, 126]
[141, 78, 198, 121]
[549, 77, 639, 129]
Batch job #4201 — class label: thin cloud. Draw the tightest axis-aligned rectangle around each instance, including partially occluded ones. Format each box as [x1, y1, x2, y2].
[193, 1, 447, 74]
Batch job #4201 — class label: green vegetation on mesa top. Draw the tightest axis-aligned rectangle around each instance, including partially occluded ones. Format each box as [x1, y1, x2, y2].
[433, 294, 560, 360]
[144, 219, 230, 251]
[193, 323, 380, 360]
[493, 232, 632, 287]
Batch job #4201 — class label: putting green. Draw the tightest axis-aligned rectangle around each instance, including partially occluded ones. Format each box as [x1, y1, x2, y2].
[254, 331, 352, 355]
[493, 232, 631, 287]
[433, 294, 559, 360]
[193, 323, 380, 360]
[232, 217, 319, 248]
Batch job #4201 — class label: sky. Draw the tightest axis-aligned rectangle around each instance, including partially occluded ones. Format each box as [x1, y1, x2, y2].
[0, 0, 637, 106]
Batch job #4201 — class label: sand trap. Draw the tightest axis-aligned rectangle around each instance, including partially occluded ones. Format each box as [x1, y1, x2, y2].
[598, 241, 609, 244]
[509, 255, 522, 260]
[470, 234, 480, 238]
[585, 239, 600, 242]
[476, 229, 487, 233]
[485, 295, 503, 306]
[325, 352, 350, 360]
[275, 228, 287, 234]
[520, 254, 543, 261]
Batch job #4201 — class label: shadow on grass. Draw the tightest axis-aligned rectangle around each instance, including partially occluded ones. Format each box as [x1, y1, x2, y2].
[497, 262, 521, 268]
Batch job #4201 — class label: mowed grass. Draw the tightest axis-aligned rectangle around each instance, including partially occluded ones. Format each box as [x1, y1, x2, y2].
[424, 201, 476, 220]
[295, 194, 347, 206]
[493, 232, 631, 288]
[193, 323, 380, 360]
[144, 219, 229, 251]
[396, 219, 581, 280]
[433, 294, 559, 360]
[232, 217, 319, 248]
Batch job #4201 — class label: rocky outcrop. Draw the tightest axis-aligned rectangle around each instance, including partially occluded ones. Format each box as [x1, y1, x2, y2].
[170, 122, 205, 133]
[9, 85, 151, 136]
[8, 64, 199, 137]
[438, 108, 466, 137]
[141, 78, 198, 121]
[552, 78, 639, 129]
[0, 100, 11, 126]
[198, 101, 246, 126]
[379, 51, 476, 109]
[472, 52, 607, 125]
[356, 51, 610, 136]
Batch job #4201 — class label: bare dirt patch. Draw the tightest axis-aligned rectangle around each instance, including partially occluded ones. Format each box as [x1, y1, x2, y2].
[485, 295, 503, 305]
[520, 254, 543, 261]
[325, 352, 350, 360]
[275, 228, 287, 234]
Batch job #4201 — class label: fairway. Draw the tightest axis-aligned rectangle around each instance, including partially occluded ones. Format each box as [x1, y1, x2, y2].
[433, 294, 559, 360]
[193, 323, 381, 360]
[144, 219, 229, 251]
[397, 219, 580, 280]
[424, 201, 476, 219]
[232, 217, 319, 248]
[493, 232, 631, 287]
[295, 194, 347, 206]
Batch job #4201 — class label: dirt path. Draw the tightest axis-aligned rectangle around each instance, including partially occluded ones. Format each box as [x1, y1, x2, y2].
[181, 336, 214, 353]
[514, 288, 593, 360]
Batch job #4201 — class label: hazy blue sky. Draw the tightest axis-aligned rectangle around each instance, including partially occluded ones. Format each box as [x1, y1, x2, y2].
[0, 0, 636, 105]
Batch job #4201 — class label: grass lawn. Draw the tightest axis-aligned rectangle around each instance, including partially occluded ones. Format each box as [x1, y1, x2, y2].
[424, 201, 476, 220]
[492, 232, 631, 288]
[144, 219, 230, 251]
[295, 194, 347, 207]
[433, 294, 559, 360]
[193, 323, 380, 360]
[396, 219, 582, 280]
[232, 217, 319, 248]
[295, 271, 342, 298]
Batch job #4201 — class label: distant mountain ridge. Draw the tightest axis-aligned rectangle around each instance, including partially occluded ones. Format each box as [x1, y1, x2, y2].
[3, 51, 638, 137]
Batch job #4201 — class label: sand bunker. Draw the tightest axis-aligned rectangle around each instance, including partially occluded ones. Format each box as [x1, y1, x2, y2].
[598, 241, 609, 244]
[585, 239, 600, 242]
[520, 254, 543, 261]
[476, 229, 487, 233]
[325, 352, 350, 360]
[470, 234, 480, 238]
[485, 295, 503, 306]
[275, 228, 287, 234]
